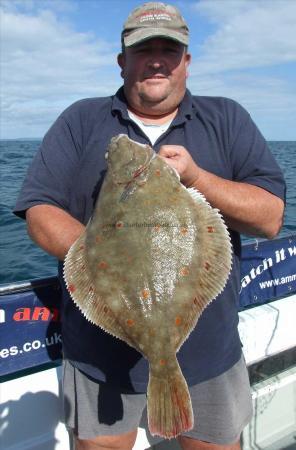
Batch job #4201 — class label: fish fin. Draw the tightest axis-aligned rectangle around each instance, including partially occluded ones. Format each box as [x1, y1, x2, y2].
[63, 233, 137, 349]
[147, 359, 193, 439]
[186, 186, 208, 203]
[174, 186, 232, 350]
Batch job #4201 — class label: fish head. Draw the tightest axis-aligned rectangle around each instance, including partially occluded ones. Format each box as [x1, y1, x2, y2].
[107, 134, 154, 183]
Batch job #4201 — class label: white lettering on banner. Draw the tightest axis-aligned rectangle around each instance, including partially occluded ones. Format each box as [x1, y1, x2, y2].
[0, 332, 62, 359]
[275, 248, 286, 262]
[288, 245, 296, 256]
[240, 245, 296, 292]
[259, 274, 296, 289]
[0, 309, 5, 324]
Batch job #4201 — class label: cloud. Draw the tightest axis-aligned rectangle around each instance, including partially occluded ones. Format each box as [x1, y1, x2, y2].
[190, 0, 296, 74]
[188, 71, 295, 115]
[0, 4, 121, 138]
[186, 0, 296, 139]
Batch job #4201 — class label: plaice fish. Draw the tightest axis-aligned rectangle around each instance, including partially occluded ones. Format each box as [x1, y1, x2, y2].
[63, 134, 232, 439]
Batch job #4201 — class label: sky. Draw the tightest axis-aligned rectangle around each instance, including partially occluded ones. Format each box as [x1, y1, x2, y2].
[1, 0, 296, 140]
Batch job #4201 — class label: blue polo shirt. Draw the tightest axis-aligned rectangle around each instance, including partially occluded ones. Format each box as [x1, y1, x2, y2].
[14, 88, 285, 392]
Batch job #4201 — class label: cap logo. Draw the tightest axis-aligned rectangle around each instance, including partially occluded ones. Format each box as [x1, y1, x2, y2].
[136, 10, 176, 23]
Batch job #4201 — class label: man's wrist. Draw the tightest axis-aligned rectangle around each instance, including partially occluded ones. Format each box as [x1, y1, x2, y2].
[183, 165, 201, 188]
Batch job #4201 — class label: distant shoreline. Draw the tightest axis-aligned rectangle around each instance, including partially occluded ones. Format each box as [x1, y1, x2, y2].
[0, 138, 42, 141]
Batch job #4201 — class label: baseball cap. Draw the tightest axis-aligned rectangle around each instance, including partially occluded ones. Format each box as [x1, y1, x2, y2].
[122, 2, 189, 48]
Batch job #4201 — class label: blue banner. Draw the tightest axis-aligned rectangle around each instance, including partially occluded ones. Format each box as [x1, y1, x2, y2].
[239, 235, 296, 309]
[0, 278, 62, 377]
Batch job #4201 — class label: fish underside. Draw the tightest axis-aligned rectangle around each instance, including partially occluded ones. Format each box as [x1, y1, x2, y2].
[64, 134, 232, 439]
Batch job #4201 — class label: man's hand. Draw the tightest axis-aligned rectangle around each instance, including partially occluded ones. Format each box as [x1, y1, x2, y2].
[158, 145, 199, 187]
[158, 145, 284, 239]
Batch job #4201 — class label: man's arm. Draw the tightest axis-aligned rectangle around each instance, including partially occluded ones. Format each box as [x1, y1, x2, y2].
[26, 205, 85, 261]
[159, 145, 284, 239]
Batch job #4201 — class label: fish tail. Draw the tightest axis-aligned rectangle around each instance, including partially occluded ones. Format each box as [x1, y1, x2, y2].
[147, 359, 193, 439]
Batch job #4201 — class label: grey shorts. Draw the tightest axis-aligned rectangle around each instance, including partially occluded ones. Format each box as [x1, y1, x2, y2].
[63, 354, 253, 445]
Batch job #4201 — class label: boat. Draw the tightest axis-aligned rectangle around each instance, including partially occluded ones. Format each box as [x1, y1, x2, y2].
[1, 235, 295, 450]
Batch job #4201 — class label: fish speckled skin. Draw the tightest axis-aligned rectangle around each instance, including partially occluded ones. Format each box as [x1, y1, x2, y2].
[64, 134, 232, 439]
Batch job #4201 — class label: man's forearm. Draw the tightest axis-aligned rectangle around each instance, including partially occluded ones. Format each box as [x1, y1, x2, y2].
[192, 167, 284, 239]
[26, 204, 85, 261]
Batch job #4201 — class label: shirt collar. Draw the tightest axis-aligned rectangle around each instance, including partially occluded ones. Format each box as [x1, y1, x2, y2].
[112, 87, 130, 120]
[112, 87, 193, 125]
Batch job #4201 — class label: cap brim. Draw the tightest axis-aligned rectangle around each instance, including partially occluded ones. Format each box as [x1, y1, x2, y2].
[123, 28, 189, 47]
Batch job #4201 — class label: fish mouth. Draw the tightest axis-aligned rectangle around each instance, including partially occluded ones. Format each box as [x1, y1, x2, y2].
[112, 134, 147, 148]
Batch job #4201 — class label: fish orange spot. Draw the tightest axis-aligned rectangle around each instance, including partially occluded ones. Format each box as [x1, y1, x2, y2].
[116, 221, 124, 229]
[207, 226, 215, 233]
[155, 169, 161, 176]
[153, 224, 161, 232]
[142, 289, 149, 299]
[159, 359, 167, 366]
[126, 319, 134, 327]
[205, 262, 211, 271]
[89, 286, 94, 293]
[103, 305, 109, 313]
[180, 267, 190, 276]
[96, 235, 102, 244]
[68, 284, 75, 293]
[79, 245, 84, 250]
[175, 316, 182, 326]
[181, 227, 188, 235]
[98, 261, 108, 269]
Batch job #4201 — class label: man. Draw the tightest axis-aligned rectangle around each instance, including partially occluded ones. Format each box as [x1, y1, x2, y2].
[14, 3, 285, 450]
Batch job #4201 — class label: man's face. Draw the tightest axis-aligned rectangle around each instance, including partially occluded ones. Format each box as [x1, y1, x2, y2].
[118, 38, 191, 115]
